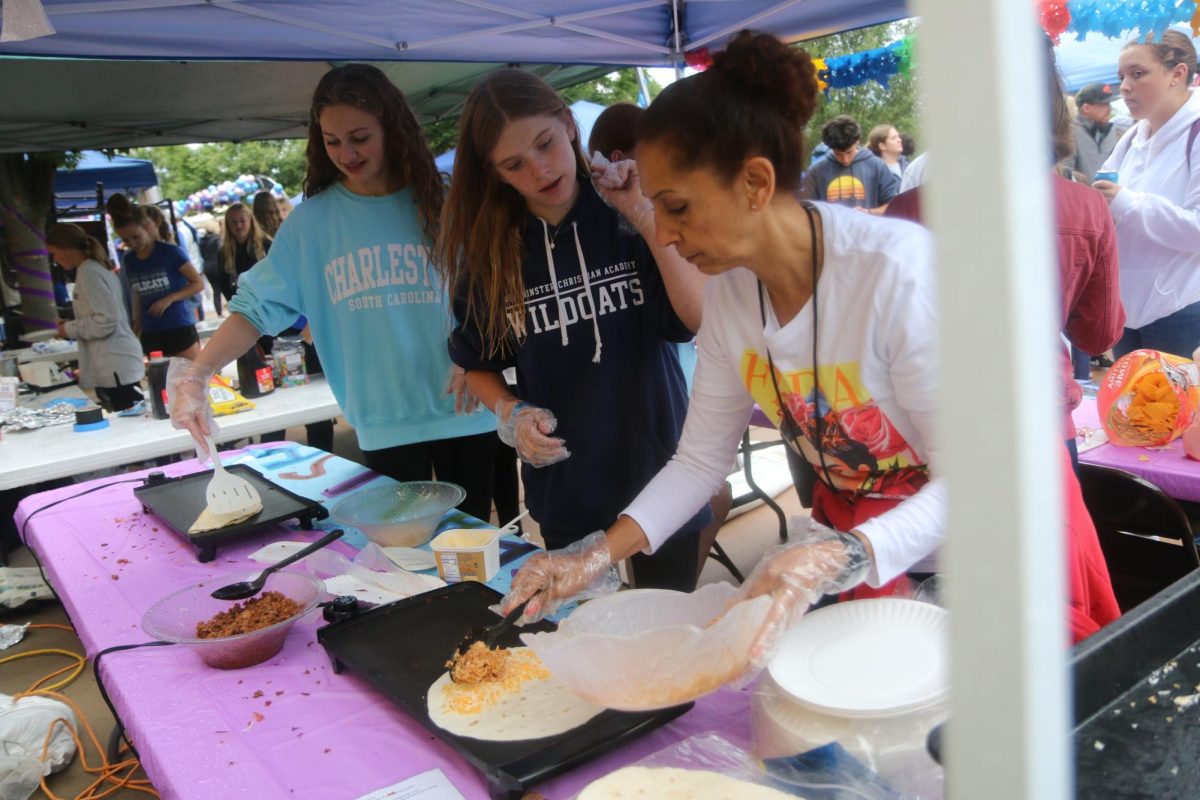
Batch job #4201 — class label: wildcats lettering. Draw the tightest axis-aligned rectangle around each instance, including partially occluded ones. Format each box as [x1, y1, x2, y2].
[130, 274, 172, 294]
[518, 276, 644, 336]
[324, 243, 435, 305]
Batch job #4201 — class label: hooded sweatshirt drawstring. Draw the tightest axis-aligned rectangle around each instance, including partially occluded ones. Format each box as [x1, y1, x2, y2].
[572, 221, 603, 363]
[539, 217, 604, 362]
[540, 218, 570, 348]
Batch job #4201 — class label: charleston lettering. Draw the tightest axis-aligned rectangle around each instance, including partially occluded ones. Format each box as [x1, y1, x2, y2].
[324, 243, 438, 309]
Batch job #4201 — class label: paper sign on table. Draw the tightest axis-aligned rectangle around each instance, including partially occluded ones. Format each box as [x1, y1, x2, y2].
[354, 767, 465, 800]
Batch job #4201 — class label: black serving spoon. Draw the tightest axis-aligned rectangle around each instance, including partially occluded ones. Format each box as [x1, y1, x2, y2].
[210, 529, 344, 601]
[448, 598, 530, 681]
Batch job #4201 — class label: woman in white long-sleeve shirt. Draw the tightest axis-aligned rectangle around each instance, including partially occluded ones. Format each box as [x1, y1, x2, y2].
[499, 31, 945, 654]
[45, 223, 145, 411]
[1095, 30, 1200, 358]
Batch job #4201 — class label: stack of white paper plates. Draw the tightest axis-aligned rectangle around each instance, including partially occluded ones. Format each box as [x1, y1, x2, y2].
[768, 598, 948, 717]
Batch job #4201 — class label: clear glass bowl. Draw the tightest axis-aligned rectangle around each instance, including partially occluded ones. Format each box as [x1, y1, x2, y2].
[331, 481, 465, 547]
[141, 571, 324, 669]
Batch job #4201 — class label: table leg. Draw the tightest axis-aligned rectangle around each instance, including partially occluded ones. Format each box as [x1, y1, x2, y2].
[732, 428, 789, 543]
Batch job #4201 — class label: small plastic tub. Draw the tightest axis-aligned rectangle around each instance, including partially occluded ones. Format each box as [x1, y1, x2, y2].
[430, 528, 500, 583]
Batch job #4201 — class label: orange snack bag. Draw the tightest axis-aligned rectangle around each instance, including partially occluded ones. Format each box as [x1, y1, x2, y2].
[1098, 349, 1200, 446]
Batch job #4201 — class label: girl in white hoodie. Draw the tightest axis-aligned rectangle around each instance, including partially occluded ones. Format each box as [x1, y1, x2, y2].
[1096, 30, 1200, 358]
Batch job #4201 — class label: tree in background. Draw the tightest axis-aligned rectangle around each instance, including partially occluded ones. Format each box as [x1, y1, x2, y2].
[800, 19, 921, 164]
[129, 140, 307, 202]
[421, 68, 661, 156]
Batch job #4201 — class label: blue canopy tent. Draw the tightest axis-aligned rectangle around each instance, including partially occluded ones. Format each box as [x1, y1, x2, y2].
[1, 0, 907, 64]
[0, 0, 907, 153]
[53, 150, 157, 211]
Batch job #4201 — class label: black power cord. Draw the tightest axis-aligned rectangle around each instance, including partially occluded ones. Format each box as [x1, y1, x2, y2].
[93, 640, 177, 760]
[17, 478, 144, 615]
[14, 478, 179, 764]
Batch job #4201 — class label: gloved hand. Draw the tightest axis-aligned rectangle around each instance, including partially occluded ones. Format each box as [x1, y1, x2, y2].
[499, 531, 620, 623]
[167, 357, 217, 457]
[739, 518, 872, 669]
[590, 152, 654, 234]
[495, 396, 570, 467]
[443, 364, 479, 415]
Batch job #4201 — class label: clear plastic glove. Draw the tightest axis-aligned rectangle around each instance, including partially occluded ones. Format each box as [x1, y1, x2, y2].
[495, 396, 569, 467]
[443, 364, 479, 415]
[590, 151, 653, 233]
[499, 531, 620, 623]
[739, 518, 872, 669]
[167, 357, 216, 455]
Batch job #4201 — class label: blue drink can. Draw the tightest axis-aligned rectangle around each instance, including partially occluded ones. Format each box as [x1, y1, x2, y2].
[1093, 170, 1119, 183]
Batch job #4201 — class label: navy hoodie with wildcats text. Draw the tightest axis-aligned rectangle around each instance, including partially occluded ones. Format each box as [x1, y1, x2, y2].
[449, 178, 710, 547]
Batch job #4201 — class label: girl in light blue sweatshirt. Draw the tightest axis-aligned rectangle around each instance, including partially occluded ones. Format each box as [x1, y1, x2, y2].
[168, 64, 497, 520]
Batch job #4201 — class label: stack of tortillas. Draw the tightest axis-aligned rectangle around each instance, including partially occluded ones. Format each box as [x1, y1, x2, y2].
[578, 766, 798, 799]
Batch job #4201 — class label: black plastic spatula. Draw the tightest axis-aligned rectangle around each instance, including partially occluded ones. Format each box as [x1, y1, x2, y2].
[448, 598, 529, 680]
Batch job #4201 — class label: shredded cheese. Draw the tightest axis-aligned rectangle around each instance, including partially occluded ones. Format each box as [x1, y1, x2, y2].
[440, 649, 550, 715]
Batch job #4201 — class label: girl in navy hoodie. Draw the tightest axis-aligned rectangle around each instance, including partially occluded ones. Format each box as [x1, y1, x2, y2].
[438, 69, 709, 591]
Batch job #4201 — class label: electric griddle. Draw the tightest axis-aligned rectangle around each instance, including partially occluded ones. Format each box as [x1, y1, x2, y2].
[133, 467, 329, 562]
[317, 581, 693, 799]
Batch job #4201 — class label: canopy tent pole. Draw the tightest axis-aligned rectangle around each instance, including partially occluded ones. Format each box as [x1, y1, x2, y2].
[670, 0, 683, 79]
[912, 0, 1071, 797]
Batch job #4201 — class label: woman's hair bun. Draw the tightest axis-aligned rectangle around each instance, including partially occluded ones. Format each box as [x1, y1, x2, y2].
[711, 29, 819, 128]
[105, 192, 133, 218]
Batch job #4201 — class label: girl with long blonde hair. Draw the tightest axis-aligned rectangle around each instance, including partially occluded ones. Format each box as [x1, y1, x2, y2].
[439, 68, 708, 592]
[216, 202, 272, 301]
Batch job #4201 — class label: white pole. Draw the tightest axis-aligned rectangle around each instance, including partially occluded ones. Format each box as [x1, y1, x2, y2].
[671, 0, 683, 79]
[909, 0, 1071, 797]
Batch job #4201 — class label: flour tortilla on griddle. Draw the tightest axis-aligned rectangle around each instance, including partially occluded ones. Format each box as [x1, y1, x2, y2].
[188, 502, 262, 534]
[578, 766, 800, 799]
[426, 647, 602, 741]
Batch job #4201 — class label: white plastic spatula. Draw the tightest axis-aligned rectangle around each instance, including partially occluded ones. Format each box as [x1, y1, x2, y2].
[203, 435, 262, 515]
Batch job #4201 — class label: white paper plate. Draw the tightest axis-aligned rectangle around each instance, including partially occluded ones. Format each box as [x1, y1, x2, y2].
[381, 546, 437, 572]
[247, 541, 310, 564]
[768, 598, 948, 717]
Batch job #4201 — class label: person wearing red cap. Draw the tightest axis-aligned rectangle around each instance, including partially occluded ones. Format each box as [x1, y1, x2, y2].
[1071, 82, 1131, 181]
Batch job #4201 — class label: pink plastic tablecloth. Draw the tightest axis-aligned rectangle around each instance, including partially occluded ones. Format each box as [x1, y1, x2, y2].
[1074, 396, 1200, 503]
[15, 444, 751, 800]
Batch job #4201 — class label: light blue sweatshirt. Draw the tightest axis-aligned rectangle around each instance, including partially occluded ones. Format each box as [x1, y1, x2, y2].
[229, 182, 495, 450]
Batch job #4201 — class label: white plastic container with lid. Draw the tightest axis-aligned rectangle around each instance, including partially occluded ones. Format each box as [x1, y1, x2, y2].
[430, 528, 500, 583]
[751, 598, 948, 798]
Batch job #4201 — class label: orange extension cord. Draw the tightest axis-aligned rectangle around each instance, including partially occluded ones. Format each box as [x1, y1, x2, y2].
[5, 624, 160, 800]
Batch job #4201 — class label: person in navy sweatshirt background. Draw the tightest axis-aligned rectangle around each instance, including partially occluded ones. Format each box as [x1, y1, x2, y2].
[438, 69, 711, 591]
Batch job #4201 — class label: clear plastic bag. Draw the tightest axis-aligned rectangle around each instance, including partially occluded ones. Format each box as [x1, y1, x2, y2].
[573, 731, 916, 799]
[520, 583, 771, 711]
[0, 694, 77, 800]
[246, 539, 444, 605]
